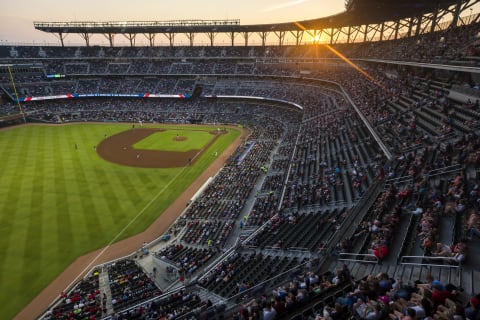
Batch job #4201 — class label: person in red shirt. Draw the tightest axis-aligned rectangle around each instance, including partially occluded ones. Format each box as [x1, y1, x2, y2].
[431, 284, 454, 306]
[373, 244, 388, 261]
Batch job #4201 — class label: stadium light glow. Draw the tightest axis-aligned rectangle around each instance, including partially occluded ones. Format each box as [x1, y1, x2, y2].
[323, 44, 386, 89]
[294, 20, 385, 89]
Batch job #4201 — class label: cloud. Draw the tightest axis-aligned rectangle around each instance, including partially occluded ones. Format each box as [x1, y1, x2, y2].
[263, 0, 310, 12]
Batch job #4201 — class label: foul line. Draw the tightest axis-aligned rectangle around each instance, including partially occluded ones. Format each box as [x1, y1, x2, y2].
[57, 129, 227, 308]
[62, 162, 193, 296]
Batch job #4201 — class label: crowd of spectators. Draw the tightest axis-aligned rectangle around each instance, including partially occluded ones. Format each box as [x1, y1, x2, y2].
[309, 270, 475, 320]
[155, 244, 217, 276]
[107, 259, 162, 312]
[44, 269, 103, 320]
[108, 288, 206, 320]
[331, 127, 480, 268]
[2, 21, 479, 64]
[224, 262, 480, 320]
[4, 19, 480, 320]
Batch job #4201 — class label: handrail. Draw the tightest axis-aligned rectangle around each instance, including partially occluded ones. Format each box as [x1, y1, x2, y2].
[396, 213, 418, 263]
[340, 85, 393, 160]
[287, 246, 311, 252]
[399, 255, 461, 268]
[321, 181, 384, 263]
[180, 259, 313, 320]
[385, 175, 413, 185]
[101, 284, 191, 320]
[427, 164, 463, 177]
[339, 253, 379, 264]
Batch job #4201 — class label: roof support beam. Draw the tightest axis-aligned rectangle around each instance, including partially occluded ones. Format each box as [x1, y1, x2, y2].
[206, 32, 216, 46]
[379, 22, 384, 41]
[186, 32, 194, 47]
[227, 31, 236, 46]
[164, 33, 175, 46]
[378, 21, 397, 41]
[80, 32, 91, 47]
[451, 0, 463, 26]
[123, 33, 136, 47]
[415, 15, 423, 37]
[274, 31, 286, 46]
[451, 0, 480, 26]
[144, 33, 155, 46]
[407, 17, 414, 37]
[258, 31, 268, 47]
[347, 25, 363, 43]
[242, 32, 249, 46]
[32, 2, 480, 47]
[430, 6, 439, 33]
[56, 32, 67, 47]
[103, 33, 114, 47]
[394, 20, 400, 40]
[289, 30, 303, 45]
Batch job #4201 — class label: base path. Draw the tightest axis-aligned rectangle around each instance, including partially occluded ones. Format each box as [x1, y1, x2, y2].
[97, 128, 227, 168]
[15, 124, 249, 320]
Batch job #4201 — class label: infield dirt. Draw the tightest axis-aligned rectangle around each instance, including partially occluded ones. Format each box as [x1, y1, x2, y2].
[97, 127, 226, 168]
[14, 124, 248, 320]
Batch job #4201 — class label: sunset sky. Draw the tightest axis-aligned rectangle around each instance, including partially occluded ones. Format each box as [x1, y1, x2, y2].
[0, 0, 346, 45]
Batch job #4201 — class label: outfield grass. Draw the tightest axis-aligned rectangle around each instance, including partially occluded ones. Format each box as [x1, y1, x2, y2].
[133, 129, 215, 152]
[0, 123, 239, 319]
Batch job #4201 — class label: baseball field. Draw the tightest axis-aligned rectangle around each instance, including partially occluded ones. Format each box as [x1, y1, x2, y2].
[0, 122, 240, 319]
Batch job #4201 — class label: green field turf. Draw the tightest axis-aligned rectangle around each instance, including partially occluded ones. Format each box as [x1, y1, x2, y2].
[133, 129, 215, 152]
[0, 123, 240, 319]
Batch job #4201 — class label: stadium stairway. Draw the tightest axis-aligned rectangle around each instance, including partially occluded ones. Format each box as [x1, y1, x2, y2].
[195, 286, 230, 308]
[135, 238, 181, 291]
[224, 137, 283, 249]
[98, 266, 114, 315]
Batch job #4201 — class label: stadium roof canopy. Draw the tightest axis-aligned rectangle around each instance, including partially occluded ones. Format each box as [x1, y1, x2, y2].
[340, 0, 460, 26]
[34, 0, 479, 46]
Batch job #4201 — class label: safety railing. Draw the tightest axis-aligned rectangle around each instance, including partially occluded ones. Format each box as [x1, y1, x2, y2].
[338, 252, 379, 264]
[399, 255, 462, 268]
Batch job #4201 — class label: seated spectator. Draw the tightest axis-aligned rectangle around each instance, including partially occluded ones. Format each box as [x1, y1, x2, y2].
[323, 303, 348, 320]
[451, 239, 468, 263]
[431, 283, 455, 307]
[432, 242, 452, 257]
[466, 210, 480, 241]
[435, 298, 461, 319]
[465, 294, 480, 320]
[369, 243, 389, 261]
[262, 301, 277, 320]
[377, 273, 393, 295]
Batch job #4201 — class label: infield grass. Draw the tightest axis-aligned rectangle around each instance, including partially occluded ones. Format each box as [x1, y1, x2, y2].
[133, 129, 215, 152]
[0, 123, 239, 319]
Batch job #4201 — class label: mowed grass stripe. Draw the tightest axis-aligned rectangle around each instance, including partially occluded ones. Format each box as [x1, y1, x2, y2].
[60, 127, 92, 253]
[70, 127, 106, 249]
[110, 170, 145, 237]
[0, 127, 38, 312]
[0, 123, 240, 319]
[99, 167, 140, 226]
[90, 165, 125, 230]
[113, 168, 160, 224]
[0, 126, 34, 251]
[107, 168, 153, 222]
[21, 127, 46, 292]
[52, 129, 74, 265]
[0, 126, 20, 174]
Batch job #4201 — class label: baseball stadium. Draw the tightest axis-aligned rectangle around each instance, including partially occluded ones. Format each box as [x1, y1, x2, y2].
[1, 0, 480, 319]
